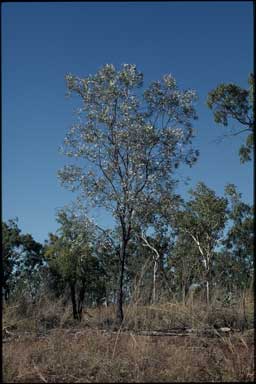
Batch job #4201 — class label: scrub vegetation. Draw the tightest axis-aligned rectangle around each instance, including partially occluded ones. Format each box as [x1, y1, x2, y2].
[3, 65, 254, 383]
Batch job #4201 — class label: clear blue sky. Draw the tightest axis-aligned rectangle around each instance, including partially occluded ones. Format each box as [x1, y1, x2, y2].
[2, 2, 253, 243]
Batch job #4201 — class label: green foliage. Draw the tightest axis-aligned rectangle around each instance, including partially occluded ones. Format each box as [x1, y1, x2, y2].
[171, 183, 228, 303]
[2, 219, 44, 301]
[207, 84, 250, 127]
[59, 63, 199, 322]
[207, 73, 254, 163]
[169, 233, 202, 298]
[4, 181, 253, 307]
[44, 206, 108, 317]
[4, 67, 253, 314]
[2, 219, 22, 299]
[174, 182, 228, 250]
[221, 184, 254, 289]
[94, 232, 120, 304]
[45, 206, 95, 280]
[59, 63, 199, 243]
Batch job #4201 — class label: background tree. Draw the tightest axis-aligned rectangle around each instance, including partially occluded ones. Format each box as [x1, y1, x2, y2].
[218, 184, 254, 291]
[15, 233, 44, 301]
[45, 206, 106, 320]
[169, 232, 202, 303]
[125, 236, 155, 304]
[172, 183, 228, 304]
[91, 231, 119, 306]
[43, 233, 67, 299]
[2, 219, 44, 302]
[133, 189, 179, 304]
[207, 74, 254, 163]
[2, 219, 22, 301]
[58, 64, 198, 324]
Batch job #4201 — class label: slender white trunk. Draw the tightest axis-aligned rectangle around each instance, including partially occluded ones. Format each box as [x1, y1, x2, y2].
[206, 280, 209, 306]
[153, 259, 158, 304]
[184, 229, 211, 306]
[140, 232, 160, 305]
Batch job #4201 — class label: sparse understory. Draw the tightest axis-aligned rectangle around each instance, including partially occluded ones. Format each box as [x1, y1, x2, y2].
[3, 290, 254, 383]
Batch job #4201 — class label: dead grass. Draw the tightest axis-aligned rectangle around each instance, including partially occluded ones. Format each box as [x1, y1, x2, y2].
[3, 327, 254, 382]
[3, 289, 254, 333]
[87, 290, 254, 332]
[3, 290, 254, 382]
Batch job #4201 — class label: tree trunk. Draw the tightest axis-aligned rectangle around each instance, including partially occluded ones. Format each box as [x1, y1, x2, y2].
[152, 260, 158, 304]
[206, 280, 210, 306]
[70, 282, 78, 320]
[78, 282, 86, 322]
[4, 285, 10, 303]
[116, 239, 127, 325]
[205, 266, 211, 306]
[182, 285, 186, 304]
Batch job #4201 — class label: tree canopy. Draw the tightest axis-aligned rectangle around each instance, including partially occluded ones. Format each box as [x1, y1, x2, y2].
[207, 74, 254, 163]
[58, 64, 199, 323]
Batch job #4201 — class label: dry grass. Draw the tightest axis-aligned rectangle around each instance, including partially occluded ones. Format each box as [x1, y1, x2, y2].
[87, 289, 254, 332]
[3, 328, 254, 382]
[3, 290, 254, 382]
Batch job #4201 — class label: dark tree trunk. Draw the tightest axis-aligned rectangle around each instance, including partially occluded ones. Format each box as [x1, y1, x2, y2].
[70, 282, 78, 320]
[4, 285, 10, 303]
[78, 282, 86, 322]
[116, 239, 127, 325]
[182, 285, 186, 304]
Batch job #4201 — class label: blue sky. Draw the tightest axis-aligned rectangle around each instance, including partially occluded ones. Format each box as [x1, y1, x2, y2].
[2, 2, 253, 243]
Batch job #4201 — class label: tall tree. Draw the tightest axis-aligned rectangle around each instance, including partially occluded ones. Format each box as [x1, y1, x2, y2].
[207, 74, 254, 163]
[58, 64, 198, 324]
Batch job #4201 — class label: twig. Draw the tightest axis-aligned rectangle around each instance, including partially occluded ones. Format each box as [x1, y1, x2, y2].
[33, 364, 47, 383]
[111, 324, 123, 359]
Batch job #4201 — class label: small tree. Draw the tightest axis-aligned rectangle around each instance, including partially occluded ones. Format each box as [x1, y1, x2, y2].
[221, 184, 254, 290]
[45, 206, 105, 320]
[92, 230, 120, 306]
[134, 191, 179, 304]
[172, 183, 228, 305]
[2, 219, 43, 302]
[59, 64, 198, 323]
[170, 232, 202, 303]
[207, 74, 254, 163]
[2, 219, 22, 301]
